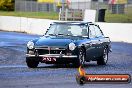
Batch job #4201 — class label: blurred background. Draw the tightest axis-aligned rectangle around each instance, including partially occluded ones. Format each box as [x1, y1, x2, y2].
[0, 0, 132, 22]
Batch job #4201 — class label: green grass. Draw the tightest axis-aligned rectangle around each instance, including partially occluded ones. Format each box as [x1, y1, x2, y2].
[105, 7, 132, 23]
[105, 13, 132, 23]
[0, 11, 59, 20]
[0, 10, 132, 23]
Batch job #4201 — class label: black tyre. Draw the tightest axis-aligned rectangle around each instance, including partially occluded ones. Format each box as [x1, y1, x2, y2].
[73, 48, 85, 67]
[97, 48, 108, 65]
[26, 58, 39, 68]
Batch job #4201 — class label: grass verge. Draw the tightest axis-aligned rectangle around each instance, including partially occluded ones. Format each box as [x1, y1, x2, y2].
[0, 11, 132, 23]
[0, 11, 59, 20]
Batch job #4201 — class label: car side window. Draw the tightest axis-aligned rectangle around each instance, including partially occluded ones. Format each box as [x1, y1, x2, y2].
[94, 25, 103, 37]
[89, 25, 96, 38]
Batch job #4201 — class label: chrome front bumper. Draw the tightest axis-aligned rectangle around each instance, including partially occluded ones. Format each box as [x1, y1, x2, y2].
[26, 54, 77, 58]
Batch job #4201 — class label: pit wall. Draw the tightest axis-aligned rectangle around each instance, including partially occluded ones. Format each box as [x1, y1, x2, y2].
[0, 16, 132, 43]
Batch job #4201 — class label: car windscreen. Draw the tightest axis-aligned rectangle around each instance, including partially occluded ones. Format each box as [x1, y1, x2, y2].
[46, 24, 88, 37]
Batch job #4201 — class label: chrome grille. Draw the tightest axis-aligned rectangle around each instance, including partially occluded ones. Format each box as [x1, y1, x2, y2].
[35, 47, 66, 55]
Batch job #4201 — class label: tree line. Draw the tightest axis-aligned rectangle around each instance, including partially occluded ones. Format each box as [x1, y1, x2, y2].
[0, 0, 14, 11]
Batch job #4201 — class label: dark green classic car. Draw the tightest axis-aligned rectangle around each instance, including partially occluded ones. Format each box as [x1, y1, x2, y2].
[26, 22, 111, 68]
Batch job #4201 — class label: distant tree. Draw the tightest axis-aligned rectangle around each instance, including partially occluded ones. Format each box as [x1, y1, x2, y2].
[0, 0, 14, 11]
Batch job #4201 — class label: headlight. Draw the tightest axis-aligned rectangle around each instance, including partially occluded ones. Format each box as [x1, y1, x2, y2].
[69, 43, 76, 51]
[27, 41, 34, 49]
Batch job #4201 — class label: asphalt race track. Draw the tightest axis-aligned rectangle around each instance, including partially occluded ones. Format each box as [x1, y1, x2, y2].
[0, 31, 132, 88]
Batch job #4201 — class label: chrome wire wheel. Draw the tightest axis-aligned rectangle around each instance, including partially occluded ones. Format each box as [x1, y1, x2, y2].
[78, 49, 85, 66]
[97, 48, 108, 65]
[103, 48, 108, 64]
[73, 48, 85, 67]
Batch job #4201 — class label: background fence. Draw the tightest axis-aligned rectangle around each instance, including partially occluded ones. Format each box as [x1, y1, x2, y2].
[15, 0, 56, 12]
[14, 0, 132, 22]
[15, 0, 132, 14]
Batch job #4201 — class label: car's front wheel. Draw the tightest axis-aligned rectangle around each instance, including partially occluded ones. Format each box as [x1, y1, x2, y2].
[97, 48, 108, 65]
[73, 48, 85, 67]
[26, 57, 39, 68]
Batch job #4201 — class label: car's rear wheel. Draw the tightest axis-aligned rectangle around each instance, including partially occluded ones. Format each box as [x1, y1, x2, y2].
[73, 48, 85, 67]
[26, 57, 39, 68]
[97, 48, 108, 65]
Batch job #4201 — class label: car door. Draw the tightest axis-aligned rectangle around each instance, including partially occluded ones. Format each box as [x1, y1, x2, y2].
[93, 25, 105, 57]
[86, 24, 100, 60]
